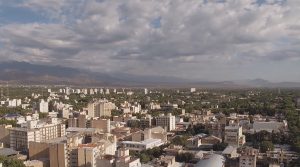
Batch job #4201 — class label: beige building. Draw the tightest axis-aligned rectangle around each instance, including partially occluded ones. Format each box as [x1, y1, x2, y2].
[88, 100, 115, 117]
[238, 147, 258, 167]
[28, 141, 68, 167]
[91, 119, 110, 133]
[10, 118, 65, 151]
[132, 127, 167, 143]
[29, 134, 85, 167]
[77, 144, 100, 167]
[68, 114, 88, 128]
[49, 143, 68, 167]
[96, 148, 141, 167]
[0, 125, 12, 148]
[224, 123, 245, 147]
[113, 114, 133, 123]
[24, 160, 44, 167]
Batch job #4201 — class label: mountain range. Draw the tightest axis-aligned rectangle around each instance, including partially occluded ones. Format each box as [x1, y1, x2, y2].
[0, 61, 299, 88]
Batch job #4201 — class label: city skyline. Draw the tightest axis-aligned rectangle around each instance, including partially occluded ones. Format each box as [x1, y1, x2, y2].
[1, 0, 300, 82]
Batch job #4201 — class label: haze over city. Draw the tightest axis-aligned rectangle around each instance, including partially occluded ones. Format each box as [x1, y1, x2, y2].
[1, 0, 300, 82]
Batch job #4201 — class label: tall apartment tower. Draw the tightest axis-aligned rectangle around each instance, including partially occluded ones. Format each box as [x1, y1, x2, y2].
[77, 144, 100, 167]
[224, 121, 245, 147]
[39, 99, 49, 113]
[239, 147, 258, 167]
[49, 143, 68, 167]
[10, 118, 65, 151]
[155, 113, 176, 131]
[88, 100, 115, 118]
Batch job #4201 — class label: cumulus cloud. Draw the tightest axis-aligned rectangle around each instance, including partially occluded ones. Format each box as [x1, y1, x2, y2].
[0, 0, 300, 81]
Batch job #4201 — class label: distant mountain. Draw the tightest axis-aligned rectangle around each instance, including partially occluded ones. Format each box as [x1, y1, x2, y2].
[0, 61, 300, 88]
[234, 79, 271, 87]
[234, 79, 300, 88]
[0, 61, 188, 86]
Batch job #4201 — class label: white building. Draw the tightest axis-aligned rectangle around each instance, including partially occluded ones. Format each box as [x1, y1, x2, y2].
[8, 99, 21, 107]
[66, 87, 71, 95]
[252, 121, 286, 133]
[156, 113, 176, 131]
[39, 99, 49, 113]
[120, 139, 163, 152]
[130, 104, 141, 113]
[10, 118, 65, 151]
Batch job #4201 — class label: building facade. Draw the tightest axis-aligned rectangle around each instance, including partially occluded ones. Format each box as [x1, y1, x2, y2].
[155, 113, 176, 131]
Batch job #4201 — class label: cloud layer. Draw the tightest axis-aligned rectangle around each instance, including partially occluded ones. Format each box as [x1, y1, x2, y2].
[0, 0, 300, 81]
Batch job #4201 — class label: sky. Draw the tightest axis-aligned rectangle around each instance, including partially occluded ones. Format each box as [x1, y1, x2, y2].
[0, 0, 300, 82]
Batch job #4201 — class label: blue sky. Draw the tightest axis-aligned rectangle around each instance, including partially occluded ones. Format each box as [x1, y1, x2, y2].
[0, 0, 300, 82]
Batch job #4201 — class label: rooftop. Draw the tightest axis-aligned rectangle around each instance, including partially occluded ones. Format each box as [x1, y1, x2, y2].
[0, 148, 18, 157]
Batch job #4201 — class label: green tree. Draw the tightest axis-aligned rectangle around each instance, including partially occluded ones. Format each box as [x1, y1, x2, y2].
[0, 119, 17, 127]
[171, 136, 189, 146]
[140, 153, 150, 163]
[213, 142, 228, 151]
[260, 141, 274, 153]
[175, 152, 194, 163]
[0, 156, 25, 167]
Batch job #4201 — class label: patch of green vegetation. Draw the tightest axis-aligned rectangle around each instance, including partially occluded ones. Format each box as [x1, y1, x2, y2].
[0, 156, 25, 167]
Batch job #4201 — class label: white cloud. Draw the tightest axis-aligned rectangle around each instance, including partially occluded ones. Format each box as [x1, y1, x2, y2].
[0, 0, 300, 80]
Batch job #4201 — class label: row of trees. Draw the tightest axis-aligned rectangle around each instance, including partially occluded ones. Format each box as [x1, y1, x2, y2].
[130, 144, 169, 163]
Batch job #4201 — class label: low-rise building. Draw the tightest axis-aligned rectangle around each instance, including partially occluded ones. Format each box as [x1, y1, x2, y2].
[120, 139, 163, 152]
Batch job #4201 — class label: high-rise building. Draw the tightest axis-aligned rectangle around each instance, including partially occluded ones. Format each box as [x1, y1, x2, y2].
[238, 147, 258, 167]
[78, 144, 100, 167]
[88, 100, 115, 118]
[65, 87, 71, 95]
[296, 97, 300, 108]
[0, 125, 12, 148]
[155, 113, 176, 131]
[39, 99, 49, 113]
[140, 115, 152, 129]
[49, 143, 68, 167]
[224, 122, 245, 147]
[10, 118, 65, 151]
[105, 89, 110, 95]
